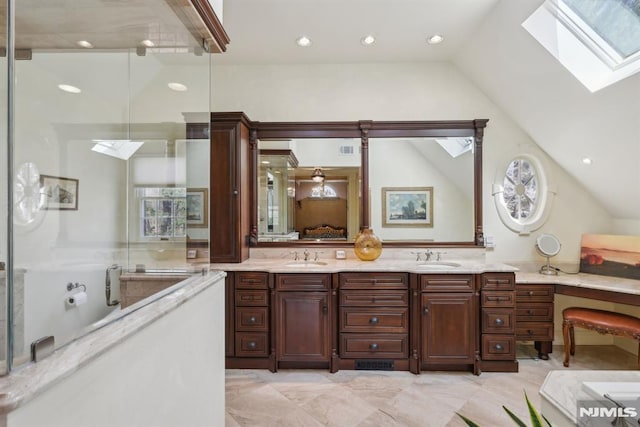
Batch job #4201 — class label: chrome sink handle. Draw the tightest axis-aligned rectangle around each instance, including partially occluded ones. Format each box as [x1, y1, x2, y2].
[424, 250, 434, 261]
[313, 251, 324, 262]
[411, 251, 422, 262]
[435, 251, 447, 261]
[303, 249, 310, 261]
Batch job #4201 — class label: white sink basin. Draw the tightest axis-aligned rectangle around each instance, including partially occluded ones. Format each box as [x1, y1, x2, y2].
[284, 261, 328, 267]
[415, 261, 461, 270]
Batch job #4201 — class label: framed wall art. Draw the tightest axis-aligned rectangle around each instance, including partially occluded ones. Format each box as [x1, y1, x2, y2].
[186, 188, 208, 228]
[382, 186, 433, 227]
[40, 175, 79, 210]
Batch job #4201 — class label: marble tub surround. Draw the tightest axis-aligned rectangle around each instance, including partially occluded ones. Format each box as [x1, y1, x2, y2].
[212, 247, 516, 274]
[0, 271, 225, 415]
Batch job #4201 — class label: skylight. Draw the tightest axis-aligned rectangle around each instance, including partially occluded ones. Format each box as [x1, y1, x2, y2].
[523, 0, 640, 92]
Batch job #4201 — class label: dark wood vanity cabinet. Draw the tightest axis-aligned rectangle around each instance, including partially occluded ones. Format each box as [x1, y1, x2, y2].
[275, 274, 333, 369]
[338, 272, 409, 370]
[225, 271, 274, 370]
[515, 283, 554, 359]
[480, 272, 518, 372]
[209, 112, 252, 263]
[419, 275, 478, 373]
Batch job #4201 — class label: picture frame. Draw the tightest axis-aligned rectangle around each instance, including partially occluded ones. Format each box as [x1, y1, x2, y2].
[40, 175, 79, 210]
[186, 188, 208, 228]
[382, 186, 433, 227]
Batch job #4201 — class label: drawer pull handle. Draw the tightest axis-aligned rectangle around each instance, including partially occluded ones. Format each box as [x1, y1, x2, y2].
[370, 317, 379, 324]
[423, 307, 429, 315]
[247, 341, 257, 349]
[528, 329, 533, 335]
[528, 291, 534, 296]
[248, 316, 256, 323]
[494, 318, 503, 325]
[527, 310, 533, 315]
[322, 305, 328, 314]
[370, 343, 379, 350]
[494, 344, 503, 351]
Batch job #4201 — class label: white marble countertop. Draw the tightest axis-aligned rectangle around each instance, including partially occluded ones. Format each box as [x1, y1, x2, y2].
[516, 271, 640, 296]
[210, 257, 518, 275]
[540, 370, 640, 425]
[0, 270, 226, 415]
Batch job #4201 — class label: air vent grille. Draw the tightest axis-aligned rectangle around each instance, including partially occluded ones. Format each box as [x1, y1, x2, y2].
[354, 359, 394, 370]
[339, 145, 355, 155]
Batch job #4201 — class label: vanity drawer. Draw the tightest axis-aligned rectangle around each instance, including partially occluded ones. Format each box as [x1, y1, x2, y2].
[339, 272, 408, 289]
[420, 275, 475, 292]
[516, 322, 554, 341]
[482, 273, 515, 291]
[235, 307, 268, 331]
[235, 272, 269, 289]
[481, 335, 515, 360]
[276, 273, 331, 291]
[235, 290, 268, 306]
[481, 291, 515, 307]
[340, 333, 408, 358]
[339, 290, 408, 307]
[482, 308, 515, 334]
[516, 285, 554, 302]
[235, 333, 269, 357]
[516, 303, 554, 322]
[339, 307, 408, 333]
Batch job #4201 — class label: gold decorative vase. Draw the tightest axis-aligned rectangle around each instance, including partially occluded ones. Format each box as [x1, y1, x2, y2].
[354, 227, 382, 261]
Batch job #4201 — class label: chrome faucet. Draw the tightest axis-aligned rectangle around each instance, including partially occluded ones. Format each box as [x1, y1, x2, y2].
[424, 250, 434, 261]
[303, 249, 310, 261]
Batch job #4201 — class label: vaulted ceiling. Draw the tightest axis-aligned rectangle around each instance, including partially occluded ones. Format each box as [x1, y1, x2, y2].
[215, 0, 640, 221]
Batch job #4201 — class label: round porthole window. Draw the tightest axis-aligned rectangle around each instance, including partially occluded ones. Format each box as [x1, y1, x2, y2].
[492, 153, 555, 235]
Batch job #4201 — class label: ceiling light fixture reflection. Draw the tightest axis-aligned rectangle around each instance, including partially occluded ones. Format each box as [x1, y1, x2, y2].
[311, 168, 325, 183]
[582, 157, 593, 165]
[167, 82, 188, 92]
[261, 160, 271, 164]
[296, 36, 312, 47]
[361, 35, 376, 46]
[77, 40, 93, 48]
[427, 34, 444, 44]
[141, 39, 155, 47]
[58, 84, 82, 94]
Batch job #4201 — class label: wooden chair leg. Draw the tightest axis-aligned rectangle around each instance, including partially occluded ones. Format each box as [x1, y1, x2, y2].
[569, 325, 575, 356]
[563, 321, 571, 367]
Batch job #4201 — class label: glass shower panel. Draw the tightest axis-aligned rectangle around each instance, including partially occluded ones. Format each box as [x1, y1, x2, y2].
[127, 51, 211, 271]
[0, 0, 8, 375]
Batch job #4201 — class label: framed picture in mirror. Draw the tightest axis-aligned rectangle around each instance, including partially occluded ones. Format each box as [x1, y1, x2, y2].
[186, 188, 208, 228]
[40, 175, 79, 210]
[382, 187, 433, 227]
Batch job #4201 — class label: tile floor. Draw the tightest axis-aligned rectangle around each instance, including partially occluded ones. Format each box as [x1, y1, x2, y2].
[225, 345, 638, 426]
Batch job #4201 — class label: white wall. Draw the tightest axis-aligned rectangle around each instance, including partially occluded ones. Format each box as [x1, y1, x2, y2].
[8, 277, 225, 427]
[210, 61, 612, 263]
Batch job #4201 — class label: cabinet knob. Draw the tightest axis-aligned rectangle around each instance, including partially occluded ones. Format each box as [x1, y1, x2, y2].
[423, 307, 429, 315]
[494, 318, 504, 325]
[527, 310, 533, 315]
[494, 344, 503, 351]
[247, 341, 257, 349]
[527, 329, 534, 335]
[369, 317, 379, 324]
[528, 291, 534, 296]
[322, 305, 328, 314]
[233, 190, 239, 195]
[248, 316, 256, 323]
[370, 343, 379, 350]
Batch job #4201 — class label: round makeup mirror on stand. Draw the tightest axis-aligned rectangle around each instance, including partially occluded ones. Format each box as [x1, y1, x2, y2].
[536, 233, 561, 275]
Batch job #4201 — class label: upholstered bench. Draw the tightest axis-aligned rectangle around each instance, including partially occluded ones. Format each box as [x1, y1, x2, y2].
[562, 307, 640, 368]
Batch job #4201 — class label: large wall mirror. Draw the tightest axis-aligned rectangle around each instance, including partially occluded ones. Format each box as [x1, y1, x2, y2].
[249, 119, 488, 247]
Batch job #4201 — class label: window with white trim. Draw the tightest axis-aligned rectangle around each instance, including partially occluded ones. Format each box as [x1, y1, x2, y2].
[137, 187, 187, 238]
[493, 154, 556, 235]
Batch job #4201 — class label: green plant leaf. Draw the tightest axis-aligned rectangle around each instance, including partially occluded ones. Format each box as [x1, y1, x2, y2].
[456, 412, 482, 427]
[503, 405, 528, 427]
[524, 392, 544, 427]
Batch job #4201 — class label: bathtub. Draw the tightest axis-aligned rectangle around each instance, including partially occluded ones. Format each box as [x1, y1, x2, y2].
[20, 263, 121, 360]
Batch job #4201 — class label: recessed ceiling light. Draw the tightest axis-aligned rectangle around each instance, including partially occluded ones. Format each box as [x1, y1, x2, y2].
[141, 39, 155, 47]
[295, 36, 312, 47]
[361, 35, 376, 46]
[57, 84, 81, 94]
[582, 157, 593, 165]
[77, 40, 93, 48]
[167, 82, 188, 92]
[427, 34, 444, 45]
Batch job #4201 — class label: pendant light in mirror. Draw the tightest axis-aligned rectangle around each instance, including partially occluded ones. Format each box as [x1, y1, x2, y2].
[311, 168, 325, 183]
[536, 233, 561, 275]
